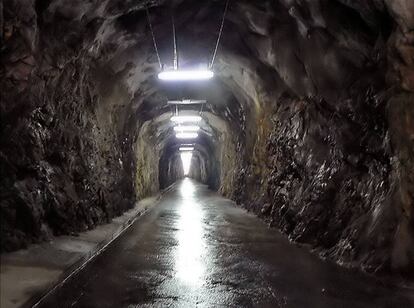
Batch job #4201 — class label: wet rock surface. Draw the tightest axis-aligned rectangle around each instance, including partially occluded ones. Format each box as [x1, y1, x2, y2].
[214, 1, 414, 276]
[264, 95, 393, 272]
[1, 0, 413, 279]
[1, 54, 136, 251]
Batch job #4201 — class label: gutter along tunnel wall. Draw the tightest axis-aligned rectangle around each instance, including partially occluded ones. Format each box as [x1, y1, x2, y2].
[1, 0, 413, 278]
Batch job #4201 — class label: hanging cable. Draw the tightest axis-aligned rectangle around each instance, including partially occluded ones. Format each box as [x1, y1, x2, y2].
[145, 4, 163, 69]
[209, 0, 230, 69]
[172, 14, 178, 70]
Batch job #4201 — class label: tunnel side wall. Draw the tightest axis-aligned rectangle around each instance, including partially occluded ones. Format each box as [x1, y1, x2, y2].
[159, 152, 184, 189]
[0, 2, 151, 251]
[134, 122, 160, 198]
[0, 58, 138, 251]
[216, 7, 414, 274]
[220, 93, 413, 275]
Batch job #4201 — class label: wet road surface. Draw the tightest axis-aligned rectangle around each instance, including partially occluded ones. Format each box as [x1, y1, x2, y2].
[38, 179, 414, 307]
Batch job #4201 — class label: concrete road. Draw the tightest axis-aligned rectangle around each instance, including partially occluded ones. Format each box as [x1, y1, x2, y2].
[38, 179, 414, 307]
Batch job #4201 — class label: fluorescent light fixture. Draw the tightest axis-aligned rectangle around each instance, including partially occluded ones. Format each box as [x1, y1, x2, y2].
[171, 115, 202, 123]
[176, 132, 199, 139]
[158, 70, 214, 81]
[179, 146, 194, 151]
[168, 99, 206, 105]
[173, 125, 200, 132]
[180, 152, 193, 176]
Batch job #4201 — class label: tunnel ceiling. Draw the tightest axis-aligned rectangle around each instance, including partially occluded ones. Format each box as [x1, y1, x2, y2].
[24, 0, 405, 146]
[5, 0, 412, 153]
[1, 0, 414, 276]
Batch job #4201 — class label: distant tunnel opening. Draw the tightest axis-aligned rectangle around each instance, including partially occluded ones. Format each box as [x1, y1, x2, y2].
[158, 132, 221, 190]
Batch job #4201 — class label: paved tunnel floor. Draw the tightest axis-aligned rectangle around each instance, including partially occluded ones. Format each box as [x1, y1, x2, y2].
[38, 179, 414, 308]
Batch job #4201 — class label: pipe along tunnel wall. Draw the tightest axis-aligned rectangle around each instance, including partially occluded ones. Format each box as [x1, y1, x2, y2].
[1, 0, 413, 278]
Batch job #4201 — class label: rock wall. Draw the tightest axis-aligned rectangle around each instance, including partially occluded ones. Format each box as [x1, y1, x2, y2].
[385, 0, 414, 274]
[0, 0, 138, 251]
[224, 89, 413, 276]
[217, 1, 414, 275]
[0, 59, 137, 251]
[159, 151, 184, 189]
[134, 120, 161, 197]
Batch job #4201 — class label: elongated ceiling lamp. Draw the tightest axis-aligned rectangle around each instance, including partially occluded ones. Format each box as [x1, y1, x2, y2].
[168, 99, 206, 105]
[171, 115, 202, 123]
[173, 125, 200, 132]
[171, 104, 201, 139]
[145, 1, 229, 81]
[158, 14, 213, 81]
[159, 70, 213, 81]
[179, 146, 194, 151]
[176, 132, 199, 139]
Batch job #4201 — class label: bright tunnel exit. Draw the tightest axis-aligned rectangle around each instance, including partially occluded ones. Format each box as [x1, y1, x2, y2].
[180, 151, 193, 176]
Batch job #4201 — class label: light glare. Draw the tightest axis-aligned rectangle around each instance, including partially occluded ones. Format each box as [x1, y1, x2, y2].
[179, 146, 194, 151]
[176, 132, 199, 139]
[180, 152, 193, 176]
[175, 180, 207, 286]
[174, 125, 200, 132]
[171, 116, 202, 123]
[158, 70, 214, 81]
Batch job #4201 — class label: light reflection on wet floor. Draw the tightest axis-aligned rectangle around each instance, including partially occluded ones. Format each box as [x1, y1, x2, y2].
[38, 179, 414, 308]
[174, 179, 207, 286]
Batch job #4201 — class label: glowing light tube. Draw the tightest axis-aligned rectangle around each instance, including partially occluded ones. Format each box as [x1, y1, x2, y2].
[179, 146, 194, 151]
[176, 132, 199, 139]
[173, 125, 200, 132]
[171, 116, 202, 123]
[158, 70, 214, 81]
[180, 152, 193, 175]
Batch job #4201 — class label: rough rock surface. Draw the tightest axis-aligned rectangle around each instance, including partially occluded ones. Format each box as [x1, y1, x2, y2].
[1, 0, 413, 277]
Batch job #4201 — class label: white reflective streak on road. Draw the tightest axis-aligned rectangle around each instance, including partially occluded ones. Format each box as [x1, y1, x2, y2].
[174, 178, 207, 286]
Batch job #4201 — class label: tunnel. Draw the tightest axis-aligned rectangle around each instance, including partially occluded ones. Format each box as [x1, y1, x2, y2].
[1, 0, 414, 306]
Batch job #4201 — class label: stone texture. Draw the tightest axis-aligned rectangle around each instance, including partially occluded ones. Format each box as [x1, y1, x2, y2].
[1, 0, 413, 278]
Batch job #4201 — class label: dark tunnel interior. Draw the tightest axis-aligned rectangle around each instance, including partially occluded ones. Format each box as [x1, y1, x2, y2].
[1, 0, 414, 285]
